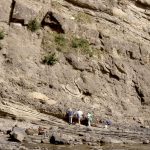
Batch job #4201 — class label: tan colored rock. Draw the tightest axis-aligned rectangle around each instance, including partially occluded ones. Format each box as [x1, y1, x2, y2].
[28, 92, 49, 101]
[112, 7, 127, 19]
[77, 24, 99, 43]
[12, 0, 43, 24]
[28, 92, 57, 105]
[0, 0, 12, 23]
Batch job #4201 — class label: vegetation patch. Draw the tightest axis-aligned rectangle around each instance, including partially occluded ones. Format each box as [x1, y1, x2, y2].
[42, 52, 58, 65]
[0, 30, 4, 40]
[55, 34, 66, 47]
[75, 12, 92, 23]
[71, 37, 89, 49]
[27, 19, 40, 32]
[71, 37, 93, 56]
[51, 1, 62, 10]
[42, 31, 101, 58]
[0, 43, 2, 50]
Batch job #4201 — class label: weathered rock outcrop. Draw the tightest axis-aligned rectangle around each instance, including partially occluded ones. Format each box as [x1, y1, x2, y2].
[10, 127, 26, 142]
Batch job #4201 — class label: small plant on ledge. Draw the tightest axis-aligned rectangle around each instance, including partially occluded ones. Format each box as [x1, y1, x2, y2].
[55, 34, 66, 47]
[42, 52, 58, 65]
[71, 37, 92, 56]
[0, 43, 2, 50]
[27, 19, 40, 32]
[0, 30, 5, 40]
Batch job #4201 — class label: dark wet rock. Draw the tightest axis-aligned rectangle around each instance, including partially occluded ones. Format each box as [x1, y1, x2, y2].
[7, 130, 12, 135]
[100, 137, 112, 145]
[143, 139, 150, 144]
[50, 132, 74, 145]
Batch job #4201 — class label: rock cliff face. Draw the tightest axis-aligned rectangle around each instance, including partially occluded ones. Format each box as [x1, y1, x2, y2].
[0, 0, 150, 127]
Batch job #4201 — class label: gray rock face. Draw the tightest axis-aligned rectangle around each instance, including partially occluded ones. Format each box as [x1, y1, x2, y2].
[10, 127, 26, 142]
[0, 0, 12, 23]
[143, 139, 150, 144]
[11, 0, 42, 25]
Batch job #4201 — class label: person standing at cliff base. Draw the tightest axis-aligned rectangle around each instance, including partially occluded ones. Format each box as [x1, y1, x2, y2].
[67, 108, 74, 125]
[87, 112, 93, 127]
[76, 110, 83, 125]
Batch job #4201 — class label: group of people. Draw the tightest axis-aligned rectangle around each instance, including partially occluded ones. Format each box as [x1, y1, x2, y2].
[66, 108, 93, 127]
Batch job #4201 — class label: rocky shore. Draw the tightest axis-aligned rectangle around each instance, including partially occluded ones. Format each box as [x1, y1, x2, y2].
[1, 0, 150, 149]
[0, 116, 150, 150]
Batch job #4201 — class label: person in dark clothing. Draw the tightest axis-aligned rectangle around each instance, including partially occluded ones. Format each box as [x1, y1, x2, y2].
[67, 108, 74, 124]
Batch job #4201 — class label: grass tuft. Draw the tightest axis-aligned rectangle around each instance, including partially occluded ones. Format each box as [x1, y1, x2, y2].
[27, 19, 40, 32]
[0, 30, 5, 40]
[42, 52, 58, 65]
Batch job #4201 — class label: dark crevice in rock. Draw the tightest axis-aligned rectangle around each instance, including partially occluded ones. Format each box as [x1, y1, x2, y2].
[126, 51, 135, 60]
[9, 0, 16, 25]
[135, 1, 149, 9]
[100, 65, 109, 74]
[134, 85, 145, 104]
[82, 90, 92, 96]
[115, 64, 126, 74]
[49, 84, 53, 89]
[42, 12, 64, 34]
[0, 110, 16, 118]
[10, 18, 24, 25]
[109, 72, 120, 81]
[9, 0, 25, 25]
[101, 41, 105, 46]
[104, 17, 119, 25]
[74, 78, 82, 95]
[99, 33, 103, 39]
[64, 0, 98, 11]
[101, 69, 108, 74]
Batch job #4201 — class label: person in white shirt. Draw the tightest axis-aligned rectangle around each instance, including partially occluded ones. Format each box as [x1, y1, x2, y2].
[76, 110, 83, 125]
[87, 112, 92, 127]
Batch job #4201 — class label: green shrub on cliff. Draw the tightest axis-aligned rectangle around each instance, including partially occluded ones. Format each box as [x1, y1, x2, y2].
[0, 30, 4, 40]
[55, 34, 66, 47]
[75, 12, 92, 23]
[0, 43, 2, 50]
[71, 37, 93, 55]
[72, 37, 89, 49]
[27, 19, 40, 32]
[42, 52, 58, 65]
